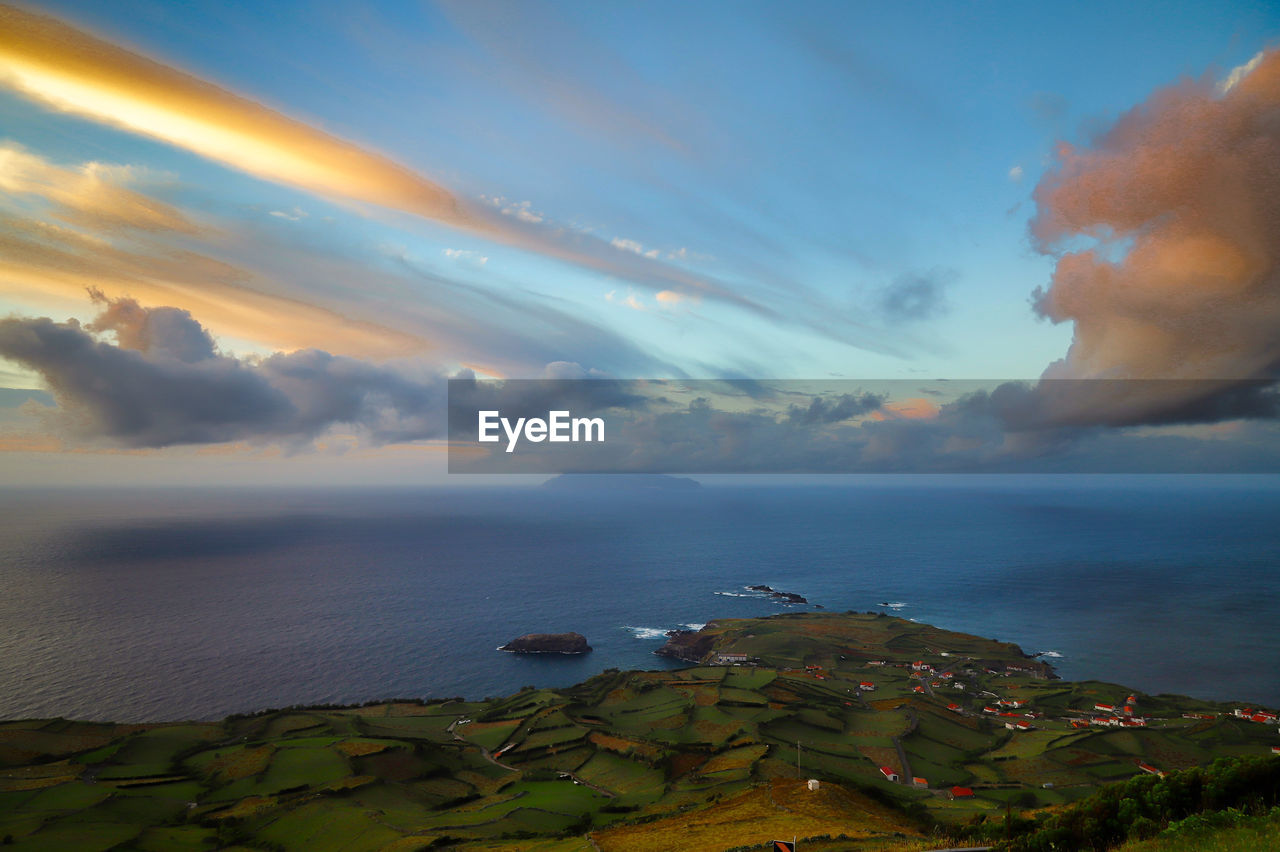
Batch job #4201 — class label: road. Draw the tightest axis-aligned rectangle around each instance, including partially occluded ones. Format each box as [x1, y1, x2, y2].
[448, 717, 616, 798]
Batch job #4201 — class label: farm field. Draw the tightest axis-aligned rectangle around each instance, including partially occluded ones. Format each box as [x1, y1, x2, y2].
[0, 612, 1276, 850]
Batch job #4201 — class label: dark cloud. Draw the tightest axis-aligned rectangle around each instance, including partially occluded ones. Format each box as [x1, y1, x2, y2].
[0, 298, 447, 448]
[877, 270, 952, 323]
[786, 392, 884, 425]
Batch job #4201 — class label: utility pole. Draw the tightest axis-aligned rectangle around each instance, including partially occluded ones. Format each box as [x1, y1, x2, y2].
[796, 740, 801, 778]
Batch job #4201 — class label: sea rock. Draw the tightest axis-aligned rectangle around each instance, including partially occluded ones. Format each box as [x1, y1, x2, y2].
[499, 632, 591, 654]
[746, 584, 808, 604]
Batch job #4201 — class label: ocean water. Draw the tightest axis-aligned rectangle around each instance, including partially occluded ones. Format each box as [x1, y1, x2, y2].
[1, 478, 1278, 722]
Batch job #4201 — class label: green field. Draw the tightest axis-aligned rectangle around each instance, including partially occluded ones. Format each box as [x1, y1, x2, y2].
[1, 612, 1275, 851]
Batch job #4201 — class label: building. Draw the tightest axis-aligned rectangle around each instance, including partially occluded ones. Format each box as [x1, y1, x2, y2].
[859, 681, 876, 691]
[715, 653, 750, 665]
[949, 786, 974, 799]
[912, 776, 928, 788]
[1095, 703, 1115, 713]
[880, 767, 899, 782]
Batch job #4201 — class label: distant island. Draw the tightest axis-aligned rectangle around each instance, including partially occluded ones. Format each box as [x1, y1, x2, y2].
[3, 612, 1277, 851]
[540, 473, 701, 491]
[498, 632, 592, 654]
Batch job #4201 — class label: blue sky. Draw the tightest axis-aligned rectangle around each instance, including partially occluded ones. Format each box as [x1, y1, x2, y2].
[1, 1, 1278, 482]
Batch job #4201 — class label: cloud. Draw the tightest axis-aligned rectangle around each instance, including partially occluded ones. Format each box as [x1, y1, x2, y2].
[611, 237, 660, 259]
[1031, 49, 1280, 383]
[0, 146, 683, 376]
[785, 391, 884, 424]
[442, 248, 488, 266]
[269, 207, 307, 222]
[1219, 50, 1265, 95]
[0, 141, 198, 234]
[655, 290, 697, 310]
[0, 5, 462, 223]
[877, 270, 952, 323]
[1024, 48, 1280, 429]
[0, 297, 447, 448]
[1008, 165, 1024, 182]
[0, 5, 779, 319]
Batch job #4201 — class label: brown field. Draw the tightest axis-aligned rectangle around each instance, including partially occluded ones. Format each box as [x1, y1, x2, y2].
[335, 739, 390, 757]
[209, 795, 277, 820]
[206, 744, 274, 781]
[857, 745, 904, 774]
[701, 744, 769, 774]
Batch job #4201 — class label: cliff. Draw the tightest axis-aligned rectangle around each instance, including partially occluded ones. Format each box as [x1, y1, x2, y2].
[654, 627, 718, 663]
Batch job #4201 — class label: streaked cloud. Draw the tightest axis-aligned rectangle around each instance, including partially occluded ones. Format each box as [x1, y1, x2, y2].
[0, 141, 198, 234]
[0, 145, 679, 376]
[0, 5, 462, 224]
[0, 4, 778, 319]
[611, 237, 660, 259]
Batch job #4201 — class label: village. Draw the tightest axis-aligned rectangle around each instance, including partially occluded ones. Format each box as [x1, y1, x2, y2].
[709, 634, 1280, 803]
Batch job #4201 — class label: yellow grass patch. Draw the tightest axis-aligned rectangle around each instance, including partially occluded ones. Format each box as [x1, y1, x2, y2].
[701, 744, 768, 774]
[587, 731, 662, 761]
[379, 837, 444, 852]
[336, 739, 390, 757]
[455, 769, 509, 796]
[320, 774, 376, 792]
[593, 778, 920, 852]
[693, 720, 738, 740]
[868, 698, 909, 711]
[0, 774, 77, 791]
[647, 713, 687, 730]
[856, 745, 902, 774]
[209, 795, 277, 820]
[208, 745, 274, 781]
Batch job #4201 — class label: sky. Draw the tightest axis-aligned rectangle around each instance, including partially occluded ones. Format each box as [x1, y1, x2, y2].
[1, 0, 1278, 484]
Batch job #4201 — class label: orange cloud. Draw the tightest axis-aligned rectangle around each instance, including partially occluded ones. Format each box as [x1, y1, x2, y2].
[0, 216, 432, 359]
[871, 397, 939, 420]
[0, 5, 462, 225]
[1031, 49, 1280, 382]
[0, 142, 198, 234]
[0, 4, 768, 317]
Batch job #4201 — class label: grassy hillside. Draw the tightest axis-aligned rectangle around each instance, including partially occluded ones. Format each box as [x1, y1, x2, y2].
[1114, 810, 1280, 852]
[0, 612, 1276, 850]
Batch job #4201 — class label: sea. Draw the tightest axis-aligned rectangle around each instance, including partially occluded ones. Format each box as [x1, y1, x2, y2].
[1, 476, 1278, 722]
